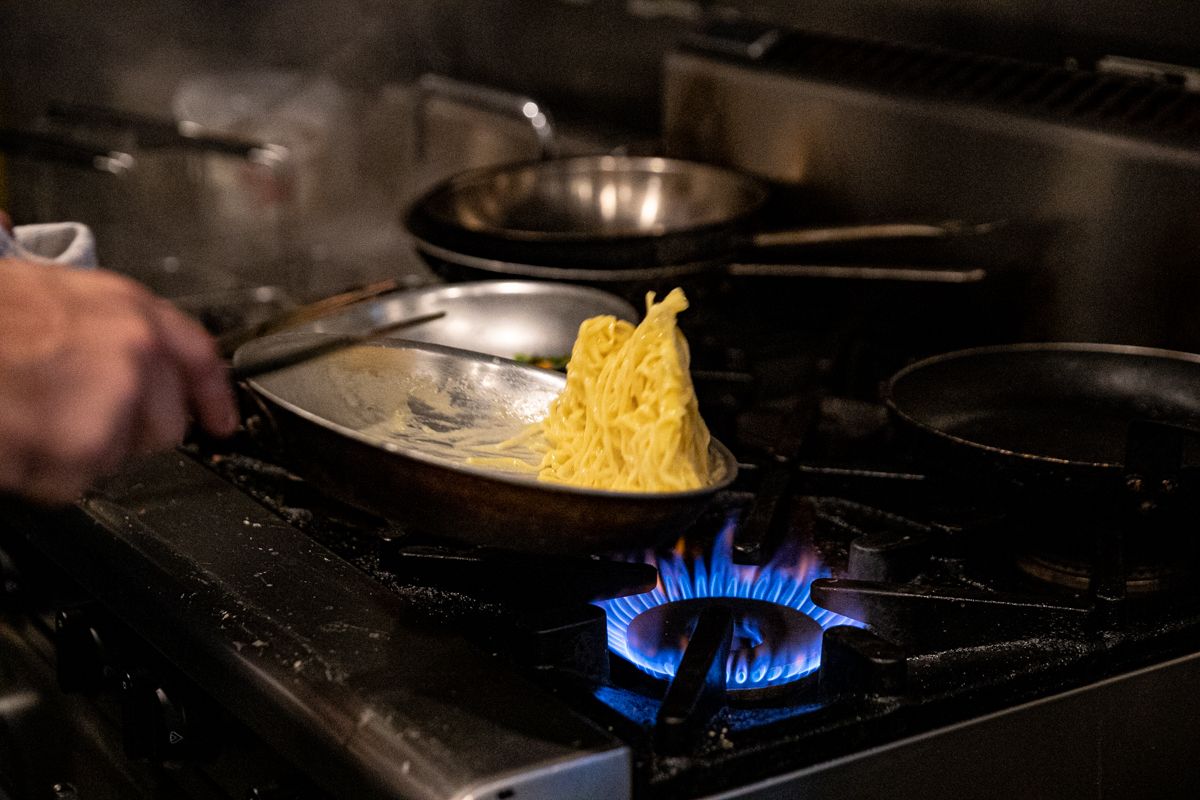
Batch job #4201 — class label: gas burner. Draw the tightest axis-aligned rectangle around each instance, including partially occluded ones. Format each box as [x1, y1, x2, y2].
[996, 507, 1200, 597]
[1015, 552, 1179, 595]
[596, 514, 864, 693]
[627, 597, 822, 693]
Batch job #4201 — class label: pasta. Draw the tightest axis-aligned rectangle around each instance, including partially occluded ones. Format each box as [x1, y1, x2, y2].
[537, 287, 712, 492]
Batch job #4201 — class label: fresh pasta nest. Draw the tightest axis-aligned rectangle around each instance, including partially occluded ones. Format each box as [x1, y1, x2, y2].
[537, 287, 712, 492]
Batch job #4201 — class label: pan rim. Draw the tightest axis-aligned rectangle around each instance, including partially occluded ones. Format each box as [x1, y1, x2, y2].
[239, 336, 738, 501]
[300, 278, 642, 328]
[408, 154, 770, 244]
[411, 234, 724, 282]
[883, 341, 1200, 470]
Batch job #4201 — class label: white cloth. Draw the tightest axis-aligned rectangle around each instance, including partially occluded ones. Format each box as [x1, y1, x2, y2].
[0, 222, 97, 268]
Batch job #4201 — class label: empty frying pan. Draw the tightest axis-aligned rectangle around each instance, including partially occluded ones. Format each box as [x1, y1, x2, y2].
[884, 343, 1200, 495]
[406, 155, 995, 273]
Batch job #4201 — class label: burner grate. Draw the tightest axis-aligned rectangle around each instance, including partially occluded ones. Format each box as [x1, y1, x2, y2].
[596, 514, 863, 693]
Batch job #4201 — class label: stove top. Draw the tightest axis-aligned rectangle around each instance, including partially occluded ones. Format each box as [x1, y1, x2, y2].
[5, 279, 1200, 799]
[182, 376, 1200, 797]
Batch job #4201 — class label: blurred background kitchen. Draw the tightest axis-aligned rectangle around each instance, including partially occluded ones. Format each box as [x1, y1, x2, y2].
[3, 5, 1200, 799]
[1, 0, 1198, 347]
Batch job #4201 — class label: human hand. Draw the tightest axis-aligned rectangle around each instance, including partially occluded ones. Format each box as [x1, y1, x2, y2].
[0, 258, 239, 504]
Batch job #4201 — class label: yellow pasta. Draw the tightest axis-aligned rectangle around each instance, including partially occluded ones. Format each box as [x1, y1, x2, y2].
[537, 287, 712, 492]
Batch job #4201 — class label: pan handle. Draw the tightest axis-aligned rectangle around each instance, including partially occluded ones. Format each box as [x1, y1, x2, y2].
[727, 263, 988, 283]
[1125, 418, 1200, 505]
[215, 278, 402, 357]
[414, 74, 557, 160]
[0, 128, 135, 175]
[749, 220, 1003, 248]
[45, 101, 285, 162]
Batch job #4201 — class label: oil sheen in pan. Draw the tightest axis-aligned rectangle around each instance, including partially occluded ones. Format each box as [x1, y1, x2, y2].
[330, 346, 550, 476]
[361, 373, 546, 475]
[334, 346, 731, 487]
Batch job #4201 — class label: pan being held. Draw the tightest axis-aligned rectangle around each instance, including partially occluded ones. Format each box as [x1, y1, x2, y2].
[234, 287, 736, 554]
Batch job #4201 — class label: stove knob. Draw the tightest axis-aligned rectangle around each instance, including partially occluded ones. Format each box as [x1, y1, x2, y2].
[118, 671, 193, 764]
[55, 608, 110, 694]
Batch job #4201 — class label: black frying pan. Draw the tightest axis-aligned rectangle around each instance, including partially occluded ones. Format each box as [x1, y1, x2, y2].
[884, 343, 1200, 497]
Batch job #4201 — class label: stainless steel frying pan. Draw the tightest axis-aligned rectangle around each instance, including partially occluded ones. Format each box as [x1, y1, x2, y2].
[294, 280, 637, 362]
[233, 335, 737, 554]
[405, 155, 996, 272]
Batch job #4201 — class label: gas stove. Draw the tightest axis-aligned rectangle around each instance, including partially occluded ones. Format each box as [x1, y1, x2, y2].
[4, 274, 1200, 800]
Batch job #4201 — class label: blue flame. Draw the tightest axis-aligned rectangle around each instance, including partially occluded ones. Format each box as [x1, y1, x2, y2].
[596, 517, 865, 690]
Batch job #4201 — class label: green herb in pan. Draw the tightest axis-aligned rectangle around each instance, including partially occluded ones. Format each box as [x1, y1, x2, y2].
[513, 353, 570, 370]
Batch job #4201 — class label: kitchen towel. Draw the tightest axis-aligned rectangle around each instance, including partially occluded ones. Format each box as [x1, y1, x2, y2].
[0, 221, 97, 268]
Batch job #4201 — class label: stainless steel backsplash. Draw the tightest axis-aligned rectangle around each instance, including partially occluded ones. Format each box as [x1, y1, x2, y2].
[2, 0, 1198, 340]
[665, 48, 1200, 350]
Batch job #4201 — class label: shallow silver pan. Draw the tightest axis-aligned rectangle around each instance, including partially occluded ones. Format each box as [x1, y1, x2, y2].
[405, 155, 993, 270]
[234, 334, 737, 554]
[295, 280, 637, 363]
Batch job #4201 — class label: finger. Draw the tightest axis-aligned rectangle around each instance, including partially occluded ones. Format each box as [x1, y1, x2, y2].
[38, 325, 143, 483]
[0, 210, 12, 235]
[128, 350, 189, 456]
[17, 460, 90, 505]
[146, 298, 239, 437]
[12, 433, 94, 506]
